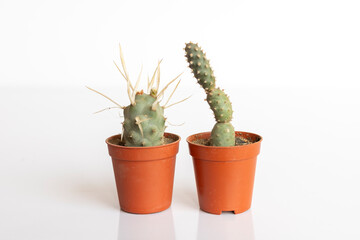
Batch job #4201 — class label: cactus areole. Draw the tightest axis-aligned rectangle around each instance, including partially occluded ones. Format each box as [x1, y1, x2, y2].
[185, 42, 235, 146]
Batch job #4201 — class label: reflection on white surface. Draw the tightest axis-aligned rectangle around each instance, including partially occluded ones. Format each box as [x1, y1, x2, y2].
[1, 87, 360, 239]
[118, 208, 175, 240]
[197, 210, 255, 240]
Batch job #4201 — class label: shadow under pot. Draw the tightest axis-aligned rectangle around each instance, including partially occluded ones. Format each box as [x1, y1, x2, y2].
[106, 133, 180, 214]
[187, 131, 262, 215]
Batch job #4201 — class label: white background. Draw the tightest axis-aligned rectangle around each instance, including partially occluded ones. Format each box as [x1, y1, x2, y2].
[1, 0, 360, 239]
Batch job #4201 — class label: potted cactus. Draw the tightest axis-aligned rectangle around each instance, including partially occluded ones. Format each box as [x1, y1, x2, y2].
[88, 46, 187, 214]
[185, 42, 263, 215]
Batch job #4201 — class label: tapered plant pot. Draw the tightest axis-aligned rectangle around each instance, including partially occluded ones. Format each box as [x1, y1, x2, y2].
[187, 131, 262, 215]
[106, 133, 180, 214]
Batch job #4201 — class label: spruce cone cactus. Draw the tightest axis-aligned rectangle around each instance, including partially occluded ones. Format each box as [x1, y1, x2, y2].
[185, 42, 235, 146]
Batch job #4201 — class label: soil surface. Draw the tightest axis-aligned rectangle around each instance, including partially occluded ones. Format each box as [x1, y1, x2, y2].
[109, 135, 176, 146]
[192, 136, 253, 146]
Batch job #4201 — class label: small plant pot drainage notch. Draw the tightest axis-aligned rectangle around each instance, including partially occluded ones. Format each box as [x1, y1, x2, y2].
[106, 133, 180, 214]
[187, 131, 262, 215]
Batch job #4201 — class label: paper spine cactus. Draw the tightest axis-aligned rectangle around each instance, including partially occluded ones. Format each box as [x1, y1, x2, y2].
[185, 42, 235, 146]
[88, 45, 188, 147]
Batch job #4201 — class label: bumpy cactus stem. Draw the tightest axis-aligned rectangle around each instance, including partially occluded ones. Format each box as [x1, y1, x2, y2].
[123, 92, 165, 146]
[88, 45, 187, 147]
[185, 42, 235, 146]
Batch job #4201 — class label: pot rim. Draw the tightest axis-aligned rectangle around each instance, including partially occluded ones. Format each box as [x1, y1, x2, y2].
[106, 132, 181, 149]
[186, 131, 262, 149]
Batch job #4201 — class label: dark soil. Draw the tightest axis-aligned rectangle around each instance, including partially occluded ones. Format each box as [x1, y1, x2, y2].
[192, 136, 253, 146]
[109, 135, 176, 146]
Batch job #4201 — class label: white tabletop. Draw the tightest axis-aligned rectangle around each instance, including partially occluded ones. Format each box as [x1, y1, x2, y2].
[1, 86, 359, 239]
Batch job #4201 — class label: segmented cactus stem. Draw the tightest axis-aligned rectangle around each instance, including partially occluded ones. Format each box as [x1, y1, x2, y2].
[185, 42, 235, 146]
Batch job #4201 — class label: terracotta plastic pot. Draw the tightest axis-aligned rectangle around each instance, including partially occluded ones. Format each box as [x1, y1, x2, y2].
[187, 131, 262, 215]
[106, 133, 180, 214]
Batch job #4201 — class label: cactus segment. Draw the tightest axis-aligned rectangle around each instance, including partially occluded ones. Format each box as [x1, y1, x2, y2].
[185, 43, 215, 92]
[211, 123, 235, 146]
[207, 88, 233, 123]
[123, 93, 165, 146]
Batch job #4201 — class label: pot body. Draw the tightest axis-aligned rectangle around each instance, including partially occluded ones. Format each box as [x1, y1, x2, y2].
[187, 131, 262, 215]
[106, 133, 180, 214]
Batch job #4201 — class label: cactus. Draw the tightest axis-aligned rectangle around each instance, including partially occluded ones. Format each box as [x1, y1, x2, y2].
[88, 45, 188, 147]
[185, 42, 235, 146]
[122, 92, 165, 146]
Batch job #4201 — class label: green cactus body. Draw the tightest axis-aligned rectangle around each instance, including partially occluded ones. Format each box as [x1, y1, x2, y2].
[211, 123, 235, 146]
[185, 43, 215, 92]
[123, 93, 165, 147]
[185, 42, 235, 146]
[207, 88, 233, 123]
